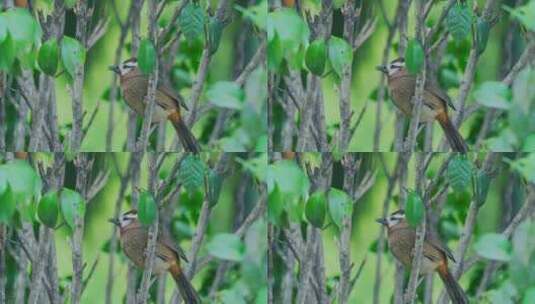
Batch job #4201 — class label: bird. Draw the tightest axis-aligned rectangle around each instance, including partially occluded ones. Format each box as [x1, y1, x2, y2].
[376, 58, 468, 153]
[376, 209, 468, 304]
[109, 209, 200, 304]
[109, 58, 200, 153]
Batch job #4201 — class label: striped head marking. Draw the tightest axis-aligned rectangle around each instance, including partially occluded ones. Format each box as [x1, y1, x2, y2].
[109, 58, 138, 76]
[376, 209, 406, 228]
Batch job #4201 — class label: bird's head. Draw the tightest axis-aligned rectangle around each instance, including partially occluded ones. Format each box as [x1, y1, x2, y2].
[376, 57, 406, 76]
[376, 209, 406, 228]
[108, 57, 138, 76]
[109, 209, 138, 228]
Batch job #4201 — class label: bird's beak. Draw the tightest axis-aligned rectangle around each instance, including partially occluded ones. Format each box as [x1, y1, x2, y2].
[376, 64, 388, 74]
[108, 218, 120, 226]
[376, 218, 387, 225]
[108, 65, 120, 74]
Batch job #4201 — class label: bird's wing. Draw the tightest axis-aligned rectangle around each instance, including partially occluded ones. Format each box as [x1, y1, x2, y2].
[426, 230, 456, 262]
[159, 230, 189, 262]
[425, 80, 457, 111]
[157, 84, 190, 111]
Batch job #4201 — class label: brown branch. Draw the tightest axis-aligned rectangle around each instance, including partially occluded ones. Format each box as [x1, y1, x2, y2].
[136, 153, 161, 304]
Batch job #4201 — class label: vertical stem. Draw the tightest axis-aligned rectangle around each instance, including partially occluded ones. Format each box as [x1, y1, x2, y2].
[135, 0, 159, 152]
[403, 153, 428, 304]
[136, 153, 161, 304]
[0, 73, 6, 151]
[338, 2, 356, 151]
[70, 1, 89, 151]
[338, 154, 357, 303]
[403, 0, 426, 152]
[27, 227, 51, 304]
[71, 154, 91, 304]
[0, 225, 5, 304]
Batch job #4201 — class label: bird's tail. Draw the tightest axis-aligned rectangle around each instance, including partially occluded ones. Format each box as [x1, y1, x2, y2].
[436, 112, 468, 153]
[169, 263, 201, 304]
[438, 264, 468, 304]
[168, 111, 200, 153]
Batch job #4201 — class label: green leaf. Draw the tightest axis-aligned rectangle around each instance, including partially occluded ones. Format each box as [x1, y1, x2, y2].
[38, 191, 58, 228]
[268, 184, 284, 225]
[5, 8, 41, 47]
[19, 47, 37, 69]
[327, 36, 352, 78]
[405, 39, 424, 74]
[508, 106, 533, 143]
[287, 44, 305, 70]
[512, 220, 535, 268]
[286, 197, 304, 223]
[208, 18, 223, 55]
[328, 188, 352, 229]
[305, 39, 327, 76]
[0, 33, 15, 71]
[138, 39, 156, 75]
[268, 8, 309, 51]
[523, 287, 535, 304]
[237, 153, 267, 182]
[178, 155, 205, 192]
[504, 2, 535, 32]
[522, 134, 535, 152]
[509, 153, 535, 183]
[61, 36, 86, 80]
[512, 67, 535, 113]
[0, 14, 7, 43]
[473, 170, 490, 206]
[486, 129, 517, 151]
[510, 220, 535, 292]
[235, 1, 267, 30]
[206, 233, 245, 261]
[207, 81, 245, 110]
[64, 0, 77, 9]
[138, 191, 157, 226]
[38, 39, 59, 76]
[267, 32, 283, 71]
[0, 184, 15, 223]
[476, 18, 490, 55]
[447, 156, 473, 192]
[267, 160, 309, 199]
[0, 160, 42, 203]
[474, 233, 512, 261]
[60, 188, 85, 231]
[179, 3, 205, 41]
[305, 191, 326, 228]
[406, 191, 424, 227]
[333, 0, 346, 9]
[446, 3, 472, 41]
[474, 81, 511, 109]
[206, 170, 223, 207]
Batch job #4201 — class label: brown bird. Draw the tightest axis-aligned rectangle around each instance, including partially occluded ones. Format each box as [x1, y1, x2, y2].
[109, 58, 200, 152]
[377, 58, 468, 153]
[109, 210, 200, 304]
[377, 210, 468, 304]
